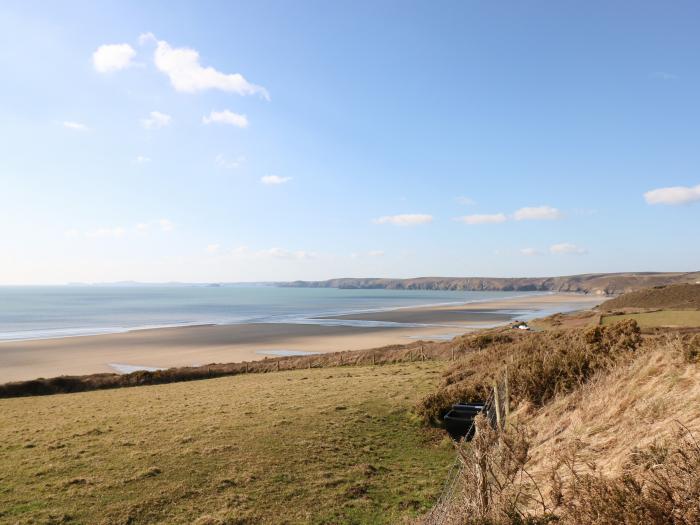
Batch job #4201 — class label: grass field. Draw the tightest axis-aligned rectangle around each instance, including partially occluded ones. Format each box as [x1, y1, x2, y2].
[600, 309, 700, 328]
[0, 362, 453, 524]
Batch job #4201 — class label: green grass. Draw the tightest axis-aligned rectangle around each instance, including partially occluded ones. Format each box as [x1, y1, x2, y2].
[0, 362, 453, 524]
[601, 309, 700, 328]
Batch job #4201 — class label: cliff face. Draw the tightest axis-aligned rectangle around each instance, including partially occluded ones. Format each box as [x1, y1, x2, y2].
[279, 272, 700, 296]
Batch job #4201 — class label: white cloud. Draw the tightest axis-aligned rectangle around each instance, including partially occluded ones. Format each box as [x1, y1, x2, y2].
[207, 244, 220, 254]
[135, 155, 151, 164]
[456, 196, 476, 205]
[373, 214, 433, 226]
[258, 248, 315, 260]
[152, 38, 269, 99]
[644, 184, 700, 205]
[141, 111, 172, 129]
[513, 206, 562, 221]
[549, 242, 587, 255]
[202, 110, 248, 128]
[92, 43, 136, 73]
[261, 175, 292, 185]
[63, 121, 89, 131]
[454, 213, 507, 225]
[64, 229, 80, 239]
[215, 154, 245, 169]
[135, 219, 174, 233]
[368, 250, 385, 257]
[520, 247, 541, 256]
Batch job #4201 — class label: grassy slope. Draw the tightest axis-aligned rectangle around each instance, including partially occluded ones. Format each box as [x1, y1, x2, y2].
[599, 283, 700, 311]
[601, 310, 700, 327]
[526, 336, 700, 477]
[0, 363, 453, 525]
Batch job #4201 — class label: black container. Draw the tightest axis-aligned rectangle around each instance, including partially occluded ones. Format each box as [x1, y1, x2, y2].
[443, 402, 485, 441]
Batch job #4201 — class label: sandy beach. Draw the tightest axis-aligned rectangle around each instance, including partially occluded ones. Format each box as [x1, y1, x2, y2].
[0, 293, 603, 383]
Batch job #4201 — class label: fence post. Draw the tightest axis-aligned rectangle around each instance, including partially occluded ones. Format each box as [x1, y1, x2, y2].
[493, 381, 502, 431]
[245, 362, 248, 373]
[421, 345, 425, 361]
[371, 353, 375, 366]
[451, 346, 455, 361]
[277, 361, 280, 372]
[504, 366, 510, 425]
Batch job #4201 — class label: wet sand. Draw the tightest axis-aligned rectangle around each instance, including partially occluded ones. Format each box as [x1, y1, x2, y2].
[0, 293, 604, 383]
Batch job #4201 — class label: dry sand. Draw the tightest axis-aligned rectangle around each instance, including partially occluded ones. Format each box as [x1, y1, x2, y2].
[0, 293, 603, 383]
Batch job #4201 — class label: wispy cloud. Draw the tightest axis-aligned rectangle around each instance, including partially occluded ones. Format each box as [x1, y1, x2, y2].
[456, 196, 476, 206]
[134, 219, 175, 234]
[368, 250, 385, 257]
[207, 244, 220, 254]
[92, 43, 136, 73]
[63, 121, 89, 131]
[150, 36, 269, 99]
[373, 214, 433, 226]
[519, 247, 541, 256]
[135, 155, 151, 164]
[513, 206, 562, 221]
[261, 175, 292, 185]
[141, 111, 172, 129]
[215, 154, 245, 169]
[454, 213, 507, 225]
[549, 242, 587, 255]
[202, 110, 248, 128]
[644, 184, 700, 205]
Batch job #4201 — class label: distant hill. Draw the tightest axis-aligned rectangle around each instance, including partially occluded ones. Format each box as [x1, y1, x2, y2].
[599, 283, 700, 311]
[279, 271, 700, 296]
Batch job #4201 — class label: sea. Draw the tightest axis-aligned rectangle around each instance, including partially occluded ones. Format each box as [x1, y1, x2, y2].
[0, 285, 550, 342]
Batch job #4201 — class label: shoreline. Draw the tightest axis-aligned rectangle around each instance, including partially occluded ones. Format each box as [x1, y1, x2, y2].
[0, 290, 557, 344]
[0, 293, 604, 383]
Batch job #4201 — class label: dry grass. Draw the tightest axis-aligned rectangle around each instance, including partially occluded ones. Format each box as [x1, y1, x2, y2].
[599, 283, 700, 311]
[416, 321, 642, 425]
[0, 362, 455, 524]
[601, 310, 700, 328]
[421, 330, 700, 524]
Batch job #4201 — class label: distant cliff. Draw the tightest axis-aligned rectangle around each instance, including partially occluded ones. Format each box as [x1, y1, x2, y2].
[278, 272, 700, 296]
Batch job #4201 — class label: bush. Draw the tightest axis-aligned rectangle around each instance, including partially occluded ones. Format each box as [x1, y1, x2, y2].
[416, 320, 642, 424]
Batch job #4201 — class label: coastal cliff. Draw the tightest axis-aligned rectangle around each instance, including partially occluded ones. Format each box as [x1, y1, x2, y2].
[279, 271, 700, 296]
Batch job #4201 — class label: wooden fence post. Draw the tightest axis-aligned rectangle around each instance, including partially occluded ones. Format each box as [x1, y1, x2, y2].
[493, 381, 502, 431]
[504, 366, 510, 425]
[371, 353, 375, 366]
[451, 346, 455, 361]
[277, 361, 280, 372]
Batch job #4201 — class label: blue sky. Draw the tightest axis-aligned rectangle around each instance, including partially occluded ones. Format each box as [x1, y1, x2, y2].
[1, 1, 699, 284]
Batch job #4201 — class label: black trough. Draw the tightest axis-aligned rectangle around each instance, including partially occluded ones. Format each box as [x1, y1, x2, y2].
[443, 402, 486, 441]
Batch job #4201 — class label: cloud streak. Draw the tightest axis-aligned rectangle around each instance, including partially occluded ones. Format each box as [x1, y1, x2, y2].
[644, 184, 700, 205]
[203, 110, 248, 128]
[261, 175, 292, 185]
[454, 213, 507, 225]
[549, 242, 586, 255]
[373, 214, 433, 226]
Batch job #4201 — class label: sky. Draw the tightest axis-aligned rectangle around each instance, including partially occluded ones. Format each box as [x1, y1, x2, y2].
[1, 1, 699, 284]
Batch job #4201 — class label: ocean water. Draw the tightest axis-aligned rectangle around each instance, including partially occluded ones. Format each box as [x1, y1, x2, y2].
[0, 285, 541, 342]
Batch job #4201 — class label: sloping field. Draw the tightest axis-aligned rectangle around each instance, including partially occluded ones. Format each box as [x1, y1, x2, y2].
[599, 283, 700, 311]
[0, 362, 453, 524]
[601, 310, 700, 328]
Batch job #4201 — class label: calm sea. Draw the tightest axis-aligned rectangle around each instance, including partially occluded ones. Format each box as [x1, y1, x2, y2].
[0, 285, 540, 342]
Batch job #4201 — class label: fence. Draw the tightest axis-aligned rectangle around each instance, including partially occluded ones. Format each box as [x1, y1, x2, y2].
[424, 366, 511, 525]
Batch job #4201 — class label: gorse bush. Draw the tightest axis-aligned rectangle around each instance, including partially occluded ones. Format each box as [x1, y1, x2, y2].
[417, 320, 642, 424]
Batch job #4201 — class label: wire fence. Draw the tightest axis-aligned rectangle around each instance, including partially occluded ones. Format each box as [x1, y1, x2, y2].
[424, 367, 510, 525]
